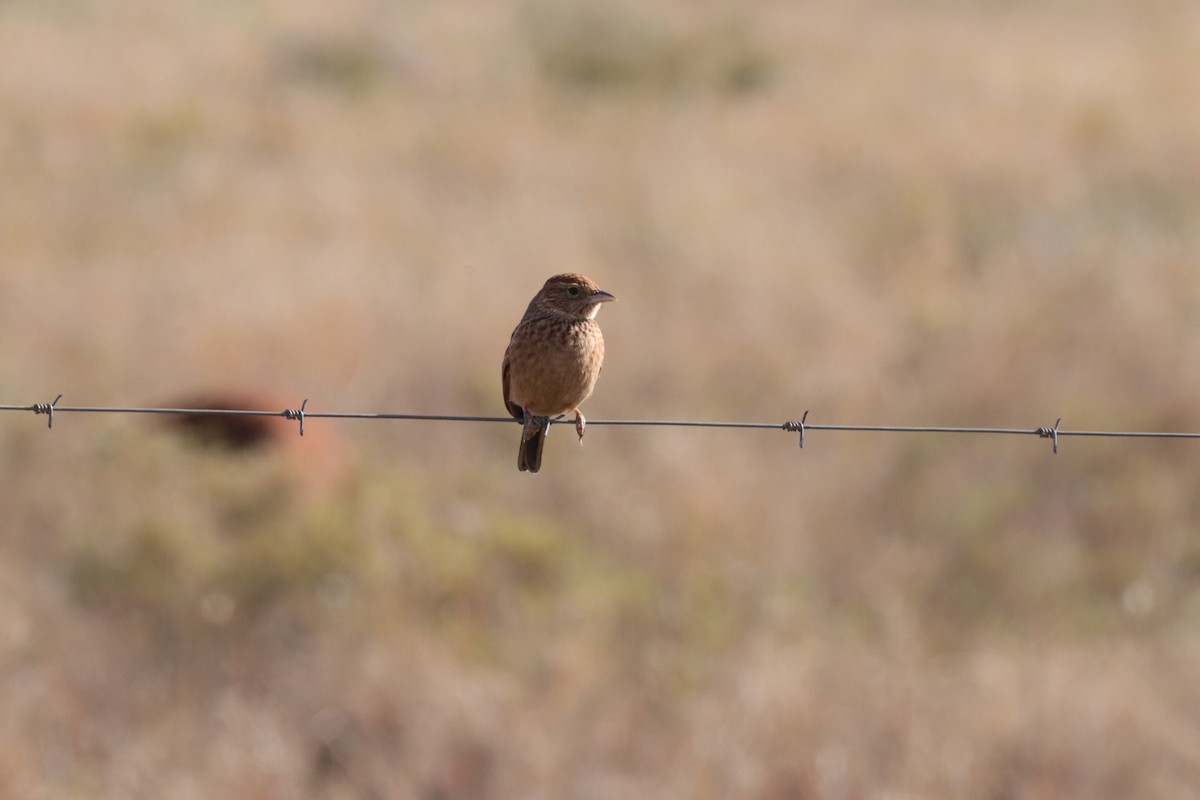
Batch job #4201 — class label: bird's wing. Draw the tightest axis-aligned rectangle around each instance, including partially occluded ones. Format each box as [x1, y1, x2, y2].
[501, 349, 523, 420]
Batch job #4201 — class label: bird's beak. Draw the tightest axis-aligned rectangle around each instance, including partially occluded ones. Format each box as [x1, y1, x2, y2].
[589, 289, 616, 304]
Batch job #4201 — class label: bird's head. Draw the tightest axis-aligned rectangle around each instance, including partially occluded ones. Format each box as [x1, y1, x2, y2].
[534, 273, 616, 319]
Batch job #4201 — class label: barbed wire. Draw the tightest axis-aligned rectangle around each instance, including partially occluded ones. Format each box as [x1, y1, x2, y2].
[4, 395, 1200, 454]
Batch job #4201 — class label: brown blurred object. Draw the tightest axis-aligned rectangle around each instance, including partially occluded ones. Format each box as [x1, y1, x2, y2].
[163, 390, 295, 451]
[160, 389, 349, 495]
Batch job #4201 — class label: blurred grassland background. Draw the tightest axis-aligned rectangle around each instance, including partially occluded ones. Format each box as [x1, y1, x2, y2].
[3, 0, 1200, 797]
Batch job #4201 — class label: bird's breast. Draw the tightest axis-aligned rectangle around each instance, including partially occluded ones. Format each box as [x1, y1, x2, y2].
[504, 318, 605, 417]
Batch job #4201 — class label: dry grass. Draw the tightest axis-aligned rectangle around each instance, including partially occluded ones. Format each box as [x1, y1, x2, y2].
[3, 0, 1200, 797]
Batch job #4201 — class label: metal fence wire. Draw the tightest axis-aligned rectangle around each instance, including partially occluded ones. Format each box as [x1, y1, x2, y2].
[5, 395, 1200, 454]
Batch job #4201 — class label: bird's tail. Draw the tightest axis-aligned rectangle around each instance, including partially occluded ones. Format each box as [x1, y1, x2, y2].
[518, 416, 548, 473]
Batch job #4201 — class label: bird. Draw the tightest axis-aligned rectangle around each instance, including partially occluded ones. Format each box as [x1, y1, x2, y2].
[502, 273, 616, 473]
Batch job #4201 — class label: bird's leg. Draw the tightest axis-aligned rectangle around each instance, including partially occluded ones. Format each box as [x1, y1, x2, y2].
[573, 408, 586, 443]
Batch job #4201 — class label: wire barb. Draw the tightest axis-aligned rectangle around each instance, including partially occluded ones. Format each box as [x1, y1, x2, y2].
[30, 394, 63, 429]
[782, 410, 810, 448]
[282, 399, 309, 437]
[1036, 418, 1062, 454]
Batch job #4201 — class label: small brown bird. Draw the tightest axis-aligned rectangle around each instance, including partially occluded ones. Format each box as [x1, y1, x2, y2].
[502, 273, 616, 473]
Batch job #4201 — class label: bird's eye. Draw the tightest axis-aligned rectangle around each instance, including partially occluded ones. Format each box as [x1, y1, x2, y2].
[567, 286, 580, 297]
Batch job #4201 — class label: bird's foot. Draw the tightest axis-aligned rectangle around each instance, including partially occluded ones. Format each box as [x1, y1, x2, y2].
[574, 409, 586, 443]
